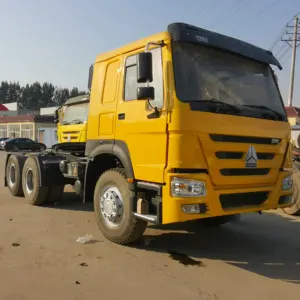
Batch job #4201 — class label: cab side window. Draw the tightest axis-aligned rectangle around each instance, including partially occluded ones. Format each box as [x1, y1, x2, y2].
[124, 47, 163, 109]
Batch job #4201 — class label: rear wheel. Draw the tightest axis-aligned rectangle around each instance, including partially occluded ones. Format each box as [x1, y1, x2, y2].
[94, 168, 147, 245]
[22, 157, 49, 205]
[6, 155, 23, 196]
[282, 164, 300, 215]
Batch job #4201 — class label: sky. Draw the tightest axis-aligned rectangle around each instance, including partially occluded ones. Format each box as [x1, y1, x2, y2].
[0, 0, 300, 106]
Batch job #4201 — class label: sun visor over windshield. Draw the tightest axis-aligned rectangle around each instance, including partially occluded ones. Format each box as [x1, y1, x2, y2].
[168, 23, 282, 70]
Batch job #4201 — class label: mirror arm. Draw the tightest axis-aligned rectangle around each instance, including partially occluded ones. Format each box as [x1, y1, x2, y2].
[144, 42, 163, 115]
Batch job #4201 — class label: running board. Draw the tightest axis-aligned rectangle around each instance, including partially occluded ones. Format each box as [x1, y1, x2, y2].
[133, 212, 158, 224]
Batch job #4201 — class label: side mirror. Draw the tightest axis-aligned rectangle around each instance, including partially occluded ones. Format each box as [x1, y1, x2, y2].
[137, 52, 153, 83]
[88, 64, 94, 91]
[137, 87, 155, 100]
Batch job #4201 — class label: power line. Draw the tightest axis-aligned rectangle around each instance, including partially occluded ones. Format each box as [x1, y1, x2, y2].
[269, 20, 291, 51]
[211, 0, 250, 31]
[280, 15, 300, 106]
[193, 0, 219, 22]
[252, 0, 282, 18]
[274, 42, 287, 57]
[278, 45, 290, 61]
[179, 0, 199, 21]
[230, 0, 282, 34]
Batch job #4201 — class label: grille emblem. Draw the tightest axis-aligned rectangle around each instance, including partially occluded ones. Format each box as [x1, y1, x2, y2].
[245, 145, 258, 168]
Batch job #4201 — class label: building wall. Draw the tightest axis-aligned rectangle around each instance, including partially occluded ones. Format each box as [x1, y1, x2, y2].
[0, 122, 35, 139]
[35, 122, 57, 142]
[38, 128, 58, 147]
[0, 122, 56, 141]
[40, 106, 58, 116]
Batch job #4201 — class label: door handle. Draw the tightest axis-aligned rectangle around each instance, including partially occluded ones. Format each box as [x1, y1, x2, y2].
[118, 113, 125, 120]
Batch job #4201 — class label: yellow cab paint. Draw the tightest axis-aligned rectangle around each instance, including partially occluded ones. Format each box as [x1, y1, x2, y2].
[88, 32, 170, 183]
[87, 28, 292, 225]
[161, 43, 292, 224]
[58, 123, 87, 143]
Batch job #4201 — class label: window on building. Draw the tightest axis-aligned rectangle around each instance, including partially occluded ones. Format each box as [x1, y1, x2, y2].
[21, 123, 34, 139]
[8, 124, 21, 138]
[0, 124, 7, 138]
[124, 47, 164, 109]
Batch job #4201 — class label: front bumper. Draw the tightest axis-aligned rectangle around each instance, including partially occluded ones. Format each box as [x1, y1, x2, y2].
[161, 171, 293, 224]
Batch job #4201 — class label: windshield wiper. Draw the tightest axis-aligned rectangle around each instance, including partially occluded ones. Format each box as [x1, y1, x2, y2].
[200, 98, 241, 113]
[61, 121, 70, 125]
[241, 105, 285, 120]
[70, 119, 84, 124]
[62, 119, 84, 125]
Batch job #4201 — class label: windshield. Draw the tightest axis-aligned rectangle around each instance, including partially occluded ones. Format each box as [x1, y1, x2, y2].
[62, 102, 89, 125]
[172, 42, 286, 121]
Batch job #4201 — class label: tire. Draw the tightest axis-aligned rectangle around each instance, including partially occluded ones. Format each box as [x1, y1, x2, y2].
[94, 168, 147, 245]
[6, 155, 24, 196]
[40, 145, 46, 151]
[22, 157, 49, 205]
[282, 165, 300, 215]
[198, 215, 240, 227]
[12, 145, 18, 152]
[47, 185, 64, 204]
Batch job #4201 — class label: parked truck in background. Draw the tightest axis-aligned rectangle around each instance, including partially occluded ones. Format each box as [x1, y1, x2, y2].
[55, 94, 89, 144]
[282, 124, 300, 216]
[4, 22, 293, 245]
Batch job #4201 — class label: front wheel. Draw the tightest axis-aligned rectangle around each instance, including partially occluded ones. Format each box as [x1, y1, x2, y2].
[94, 168, 147, 245]
[282, 165, 300, 215]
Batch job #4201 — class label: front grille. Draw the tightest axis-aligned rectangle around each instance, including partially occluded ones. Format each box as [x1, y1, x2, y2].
[210, 134, 281, 145]
[216, 151, 243, 159]
[257, 153, 275, 160]
[220, 191, 269, 209]
[220, 168, 270, 176]
[62, 131, 80, 134]
[216, 151, 274, 160]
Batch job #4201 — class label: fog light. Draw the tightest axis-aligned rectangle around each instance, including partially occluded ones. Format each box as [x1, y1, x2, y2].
[282, 176, 293, 191]
[182, 204, 201, 214]
[171, 177, 206, 197]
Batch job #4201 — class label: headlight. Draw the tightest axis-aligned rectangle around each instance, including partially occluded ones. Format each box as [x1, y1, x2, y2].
[171, 177, 206, 197]
[282, 176, 293, 191]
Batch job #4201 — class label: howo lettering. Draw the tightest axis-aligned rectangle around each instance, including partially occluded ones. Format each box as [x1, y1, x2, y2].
[4, 23, 293, 245]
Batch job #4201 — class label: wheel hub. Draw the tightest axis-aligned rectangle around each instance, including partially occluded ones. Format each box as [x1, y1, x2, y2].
[100, 187, 123, 226]
[8, 163, 16, 187]
[25, 168, 34, 194]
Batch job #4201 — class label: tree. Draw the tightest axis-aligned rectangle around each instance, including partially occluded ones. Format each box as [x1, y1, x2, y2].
[70, 87, 86, 98]
[0, 80, 86, 109]
[41, 82, 55, 107]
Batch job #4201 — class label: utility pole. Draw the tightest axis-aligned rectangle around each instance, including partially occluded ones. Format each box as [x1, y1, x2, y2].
[281, 15, 300, 107]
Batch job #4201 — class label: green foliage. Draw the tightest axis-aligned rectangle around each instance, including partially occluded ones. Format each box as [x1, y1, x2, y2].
[0, 81, 86, 109]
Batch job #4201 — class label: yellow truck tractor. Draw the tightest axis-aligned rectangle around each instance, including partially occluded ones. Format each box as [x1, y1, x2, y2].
[4, 22, 293, 245]
[55, 94, 89, 143]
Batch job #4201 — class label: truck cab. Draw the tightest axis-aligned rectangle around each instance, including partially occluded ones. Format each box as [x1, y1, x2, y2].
[56, 94, 89, 144]
[4, 22, 293, 246]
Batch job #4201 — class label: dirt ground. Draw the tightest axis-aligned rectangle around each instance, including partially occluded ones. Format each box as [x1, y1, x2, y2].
[0, 152, 300, 300]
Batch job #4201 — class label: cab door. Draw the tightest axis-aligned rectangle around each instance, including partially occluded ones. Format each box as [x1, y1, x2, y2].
[86, 58, 120, 150]
[115, 47, 168, 184]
